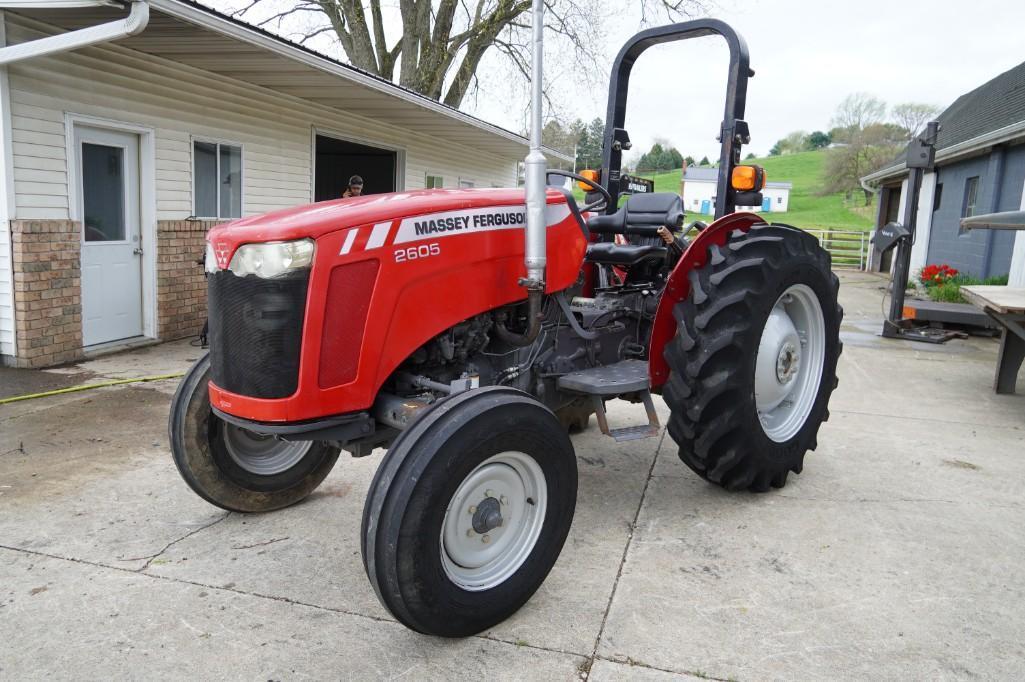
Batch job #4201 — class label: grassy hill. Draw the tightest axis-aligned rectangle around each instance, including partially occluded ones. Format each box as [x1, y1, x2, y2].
[638, 150, 874, 232]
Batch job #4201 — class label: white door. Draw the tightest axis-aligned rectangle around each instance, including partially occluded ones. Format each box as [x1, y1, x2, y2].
[75, 126, 144, 346]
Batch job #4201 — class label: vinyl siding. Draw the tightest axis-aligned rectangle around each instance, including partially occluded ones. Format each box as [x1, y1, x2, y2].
[927, 143, 1025, 278]
[4, 16, 518, 224]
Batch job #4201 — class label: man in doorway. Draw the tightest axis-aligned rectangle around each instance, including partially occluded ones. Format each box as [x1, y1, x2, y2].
[342, 175, 364, 198]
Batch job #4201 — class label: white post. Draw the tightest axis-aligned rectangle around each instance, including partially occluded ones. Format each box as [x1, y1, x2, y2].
[0, 10, 17, 362]
[908, 171, 936, 276]
[1010, 176, 1025, 287]
[522, 0, 546, 288]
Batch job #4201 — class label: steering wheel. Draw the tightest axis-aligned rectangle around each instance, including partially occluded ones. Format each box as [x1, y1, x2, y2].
[545, 169, 613, 213]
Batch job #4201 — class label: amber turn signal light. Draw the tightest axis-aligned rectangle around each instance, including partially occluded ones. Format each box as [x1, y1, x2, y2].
[731, 165, 766, 191]
[577, 169, 600, 192]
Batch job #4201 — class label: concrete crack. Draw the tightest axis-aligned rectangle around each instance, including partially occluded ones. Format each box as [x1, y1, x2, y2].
[0, 543, 589, 664]
[582, 427, 666, 680]
[594, 654, 737, 681]
[230, 536, 289, 551]
[113, 512, 230, 568]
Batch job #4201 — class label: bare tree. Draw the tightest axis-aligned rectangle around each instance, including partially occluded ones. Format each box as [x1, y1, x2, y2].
[822, 123, 905, 206]
[891, 102, 941, 139]
[230, 0, 710, 108]
[831, 92, 886, 137]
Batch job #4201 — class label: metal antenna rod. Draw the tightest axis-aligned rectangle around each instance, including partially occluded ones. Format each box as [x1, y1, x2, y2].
[523, 0, 546, 289]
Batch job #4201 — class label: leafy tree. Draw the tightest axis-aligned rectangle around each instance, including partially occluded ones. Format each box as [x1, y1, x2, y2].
[892, 102, 941, 139]
[571, 117, 604, 170]
[684, 155, 696, 167]
[807, 130, 831, 149]
[744, 152, 756, 160]
[769, 143, 781, 156]
[637, 140, 684, 172]
[771, 130, 809, 155]
[699, 155, 711, 166]
[231, 0, 712, 107]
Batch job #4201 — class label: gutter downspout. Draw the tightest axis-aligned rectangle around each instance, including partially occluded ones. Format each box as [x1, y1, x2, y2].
[0, 0, 148, 66]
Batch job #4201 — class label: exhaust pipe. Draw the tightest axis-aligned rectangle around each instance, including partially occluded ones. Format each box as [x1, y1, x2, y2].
[496, 0, 546, 347]
[523, 0, 547, 289]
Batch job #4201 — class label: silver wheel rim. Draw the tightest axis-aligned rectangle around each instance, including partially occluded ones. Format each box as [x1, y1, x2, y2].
[221, 424, 314, 476]
[754, 284, 826, 443]
[440, 451, 547, 592]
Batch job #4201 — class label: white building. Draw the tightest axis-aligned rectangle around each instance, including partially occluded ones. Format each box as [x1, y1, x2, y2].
[680, 166, 791, 215]
[0, 0, 568, 367]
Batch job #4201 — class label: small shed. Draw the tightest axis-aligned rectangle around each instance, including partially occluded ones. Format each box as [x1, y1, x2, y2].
[0, 0, 569, 368]
[680, 166, 791, 215]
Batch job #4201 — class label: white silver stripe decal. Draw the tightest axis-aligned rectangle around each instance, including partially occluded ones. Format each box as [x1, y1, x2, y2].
[366, 222, 391, 249]
[339, 229, 358, 255]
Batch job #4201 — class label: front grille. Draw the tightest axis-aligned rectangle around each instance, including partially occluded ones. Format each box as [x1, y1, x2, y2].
[208, 269, 310, 399]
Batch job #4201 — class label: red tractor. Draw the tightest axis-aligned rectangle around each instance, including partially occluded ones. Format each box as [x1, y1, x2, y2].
[170, 16, 841, 637]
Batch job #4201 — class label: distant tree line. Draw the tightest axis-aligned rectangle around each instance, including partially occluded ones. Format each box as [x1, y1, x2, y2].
[767, 94, 941, 206]
[539, 118, 605, 171]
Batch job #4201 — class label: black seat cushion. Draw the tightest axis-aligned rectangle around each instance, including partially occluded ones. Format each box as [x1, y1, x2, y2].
[586, 192, 685, 237]
[585, 242, 667, 266]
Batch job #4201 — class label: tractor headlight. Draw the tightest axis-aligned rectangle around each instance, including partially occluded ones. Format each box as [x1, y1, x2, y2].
[228, 239, 315, 279]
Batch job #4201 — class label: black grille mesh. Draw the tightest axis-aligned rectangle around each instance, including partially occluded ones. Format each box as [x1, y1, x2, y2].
[208, 270, 309, 399]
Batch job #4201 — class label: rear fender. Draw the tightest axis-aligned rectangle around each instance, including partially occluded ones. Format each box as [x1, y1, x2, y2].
[648, 212, 766, 389]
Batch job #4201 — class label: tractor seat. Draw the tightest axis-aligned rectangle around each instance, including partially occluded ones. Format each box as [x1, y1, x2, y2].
[585, 242, 667, 266]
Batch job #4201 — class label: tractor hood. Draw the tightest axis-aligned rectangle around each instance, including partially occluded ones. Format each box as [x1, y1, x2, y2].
[206, 188, 572, 267]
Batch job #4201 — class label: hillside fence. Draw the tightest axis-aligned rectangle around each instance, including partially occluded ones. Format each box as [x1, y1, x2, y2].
[803, 229, 869, 270]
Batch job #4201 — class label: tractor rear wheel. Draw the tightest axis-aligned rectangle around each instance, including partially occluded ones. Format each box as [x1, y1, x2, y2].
[662, 224, 842, 492]
[169, 355, 340, 512]
[362, 386, 577, 637]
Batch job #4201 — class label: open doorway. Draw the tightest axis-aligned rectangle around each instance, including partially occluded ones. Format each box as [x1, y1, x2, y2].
[314, 134, 397, 201]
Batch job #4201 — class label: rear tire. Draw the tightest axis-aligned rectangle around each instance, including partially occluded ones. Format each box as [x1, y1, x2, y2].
[662, 224, 842, 492]
[362, 386, 577, 637]
[169, 355, 340, 512]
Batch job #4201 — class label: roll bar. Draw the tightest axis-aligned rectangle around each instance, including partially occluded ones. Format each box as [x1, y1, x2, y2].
[600, 19, 753, 219]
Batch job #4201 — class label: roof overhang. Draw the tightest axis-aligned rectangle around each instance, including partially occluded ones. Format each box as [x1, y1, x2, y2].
[3, 0, 572, 163]
[862, 118, 1025, 186]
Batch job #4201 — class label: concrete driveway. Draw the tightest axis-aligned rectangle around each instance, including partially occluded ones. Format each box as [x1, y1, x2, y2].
[1, 271, 1023, 680]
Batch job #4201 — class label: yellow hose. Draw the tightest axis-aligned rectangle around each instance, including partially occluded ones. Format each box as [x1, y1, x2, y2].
[0, 372, 185, 405]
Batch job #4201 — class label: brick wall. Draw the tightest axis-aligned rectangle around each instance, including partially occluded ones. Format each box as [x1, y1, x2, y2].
[157, 220, 224, 342]
[10, 220, 84, 368]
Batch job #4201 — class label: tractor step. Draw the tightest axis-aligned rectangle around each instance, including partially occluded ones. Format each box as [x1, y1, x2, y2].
[557, 359, 650, 395]
[557, 360, 660, 442]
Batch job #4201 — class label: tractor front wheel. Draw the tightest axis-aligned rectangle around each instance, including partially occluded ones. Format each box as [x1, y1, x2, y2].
[169, 355, 341, 512]
[662, 224, 842, 492]
[361, 386, 577, 637]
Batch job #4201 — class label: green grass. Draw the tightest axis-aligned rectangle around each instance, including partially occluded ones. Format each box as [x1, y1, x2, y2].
[624, 150, 875, 232]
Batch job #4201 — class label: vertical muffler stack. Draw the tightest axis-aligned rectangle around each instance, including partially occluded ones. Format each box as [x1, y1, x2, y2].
[495, 0, 546, 347]
[523, 0, 547, 289]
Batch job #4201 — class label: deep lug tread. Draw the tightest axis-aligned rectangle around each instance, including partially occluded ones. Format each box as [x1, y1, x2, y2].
[661, 224, 843, 493]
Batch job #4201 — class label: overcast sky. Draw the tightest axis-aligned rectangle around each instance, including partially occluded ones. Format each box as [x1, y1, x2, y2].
[210, 0, 1025, 162]
[463, 0, 1025, 161]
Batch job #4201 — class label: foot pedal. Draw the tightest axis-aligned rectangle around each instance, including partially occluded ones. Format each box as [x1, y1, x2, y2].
[557, 360, 660, 441]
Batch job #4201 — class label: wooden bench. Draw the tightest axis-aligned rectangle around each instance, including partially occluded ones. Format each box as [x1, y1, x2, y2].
[961, 286, 1025, 394]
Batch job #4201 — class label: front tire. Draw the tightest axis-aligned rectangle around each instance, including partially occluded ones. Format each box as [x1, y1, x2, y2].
[169, 355, 341, 512]
[362, 386, 577, 637]
[662, 224, 842, 492]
